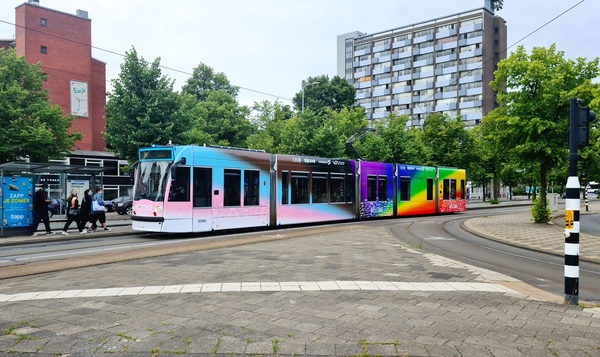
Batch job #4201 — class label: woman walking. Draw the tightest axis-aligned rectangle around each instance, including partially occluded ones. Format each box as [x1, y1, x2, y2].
[80, 189, 93, 233]
[61, 189, 87, 235]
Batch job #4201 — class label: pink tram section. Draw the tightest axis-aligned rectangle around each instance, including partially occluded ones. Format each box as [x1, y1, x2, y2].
[131, 145, 272, 233]
[274, 155, 356, 225]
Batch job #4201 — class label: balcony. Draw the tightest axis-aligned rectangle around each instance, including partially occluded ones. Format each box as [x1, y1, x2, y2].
[435, 66, 458, 76]
[392, 73, 411, 83]
[413, 46, 434, 55]
[393, 108, 412, 116]
[392, 38, 412, 48]
[373, 66, 392, 75]
[354, 48, 371, 56]
[434, 42, 458, 51]
[413, 33, 434, 44]
[392, 96, 411, 105]
[373, 110, 391, 119]
[413, 81, 434, 91]
[435, 53, 458, 63]
[435, 91, 458, 100]
[435, 28, 457, 39]
[435, 78, 457, 87]
[435, 103, 457, 111]
[356, 91, 371, 99]
[392, 85, 411, 94]
[373, 43, 391, 53]
[413, 58, 434, 67]
[373, 77, 391, 86]
[458, 62, 481, 72]
[459, 74, 482, 84]
[458, 36, 483, 47]
[459, 23, 483, 34]
[459, 48, 483, 59]
[459, 100, 483, 109]
[372, 89, 390, 97]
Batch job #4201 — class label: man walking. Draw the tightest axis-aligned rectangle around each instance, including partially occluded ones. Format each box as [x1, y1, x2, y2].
[32, 183, 55, 236]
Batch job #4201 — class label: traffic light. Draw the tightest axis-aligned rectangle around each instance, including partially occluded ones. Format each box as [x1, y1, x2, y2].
[576, 103, 596, 147]
[581, 173, 587, 184]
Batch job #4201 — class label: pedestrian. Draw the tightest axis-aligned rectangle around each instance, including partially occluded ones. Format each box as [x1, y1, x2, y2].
[80, 189, 95, 232]
[61, 189, 87, 236]
[31, 183, 55, 236]
[90, 187, 111, 232]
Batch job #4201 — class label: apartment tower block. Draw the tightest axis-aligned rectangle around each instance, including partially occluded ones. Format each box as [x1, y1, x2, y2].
[337, 3, 507, 127]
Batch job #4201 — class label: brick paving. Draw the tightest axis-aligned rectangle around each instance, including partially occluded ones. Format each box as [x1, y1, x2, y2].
[0, 200, 598, 356]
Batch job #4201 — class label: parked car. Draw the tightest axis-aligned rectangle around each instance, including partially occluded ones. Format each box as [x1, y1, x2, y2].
[48, 198, 66, 218]
[115, 198, 133, 215]
[107, 196, 131, 212]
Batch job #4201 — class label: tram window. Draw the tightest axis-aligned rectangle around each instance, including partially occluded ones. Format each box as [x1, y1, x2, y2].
[346, 174, 355, 203]
[282, 171, 289, 204]
[367, 175, 377, 201]
[443, 179, 457, 199]
[169, 167, 190, 202]
[426, 178, 433, 200]
[450, 179, 457, 199]
[400, 177, 410, 201]
[378, 176, 387, 201]
[330, 174, 345, 202]
[224, 169, 241, 206]
[244, 170, 259, 206]
[193, 167, 212, 207]
[460, 180, 465, 199]
[291, 172, 309, 204]
[313, 173, 328, 203]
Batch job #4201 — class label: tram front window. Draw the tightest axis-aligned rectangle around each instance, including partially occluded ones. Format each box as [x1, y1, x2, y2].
[134, 161, 171, 202]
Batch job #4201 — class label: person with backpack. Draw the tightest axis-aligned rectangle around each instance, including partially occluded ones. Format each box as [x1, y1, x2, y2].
[89, 187, 111, 232]
[61, 189, 87, 236]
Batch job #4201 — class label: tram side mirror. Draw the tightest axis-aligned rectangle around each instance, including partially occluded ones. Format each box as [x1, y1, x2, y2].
[214, 190, 219, 195]
[129, 162, 139, 183]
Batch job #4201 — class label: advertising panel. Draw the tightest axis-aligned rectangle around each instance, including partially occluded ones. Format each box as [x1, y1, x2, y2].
[2, 176, 34, 227]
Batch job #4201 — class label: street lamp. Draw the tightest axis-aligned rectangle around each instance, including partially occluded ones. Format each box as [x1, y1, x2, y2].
[301, 81, 320, 112]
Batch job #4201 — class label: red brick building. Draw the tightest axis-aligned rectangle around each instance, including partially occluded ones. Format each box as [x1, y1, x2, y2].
[2, 0, 106, 151]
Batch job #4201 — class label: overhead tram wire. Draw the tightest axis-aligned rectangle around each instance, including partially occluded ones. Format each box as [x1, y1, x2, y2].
[412, 0, 585, 116]
[0, 18, 292, 102]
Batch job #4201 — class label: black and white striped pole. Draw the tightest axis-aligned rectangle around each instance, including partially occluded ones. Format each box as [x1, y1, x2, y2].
[564, 98, 595, 305]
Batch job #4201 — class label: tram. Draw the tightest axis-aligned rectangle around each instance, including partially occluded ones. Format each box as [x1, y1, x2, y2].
[130, 144, 466, 233]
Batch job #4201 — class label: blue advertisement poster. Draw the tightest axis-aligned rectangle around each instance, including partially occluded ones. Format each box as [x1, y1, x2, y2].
[2, 176, 34, 228]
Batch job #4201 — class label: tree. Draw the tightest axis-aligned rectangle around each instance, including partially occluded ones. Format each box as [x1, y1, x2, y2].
[420, 113, 476, 169]
[197, 90, 253, 148]
[486, 44, 599, 222]
[105, 47, 191, 162]
[0, 48, 82, 162]
[292, 75, 361, 113]
[246, 100, 293, 153]
[181, 63, 239, 101]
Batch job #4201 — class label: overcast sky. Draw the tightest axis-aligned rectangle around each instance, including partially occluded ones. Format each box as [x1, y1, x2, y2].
[0, 0, 596, 108]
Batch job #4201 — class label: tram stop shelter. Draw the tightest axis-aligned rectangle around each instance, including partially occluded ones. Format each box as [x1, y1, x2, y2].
[0, 161, 113, 237]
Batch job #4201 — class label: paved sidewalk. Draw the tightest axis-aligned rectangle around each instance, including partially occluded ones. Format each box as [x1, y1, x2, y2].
[0, 198, 599, 356]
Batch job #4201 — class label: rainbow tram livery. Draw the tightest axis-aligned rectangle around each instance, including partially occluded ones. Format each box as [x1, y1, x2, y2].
[130, 145, 466, 233]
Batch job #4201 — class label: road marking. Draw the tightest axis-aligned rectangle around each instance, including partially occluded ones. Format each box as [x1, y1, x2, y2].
[425, 237, 455, 241]
[0, 281, 521, 302]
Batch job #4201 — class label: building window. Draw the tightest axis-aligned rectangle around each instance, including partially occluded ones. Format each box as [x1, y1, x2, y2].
[40, 46, 47, 54]
[494, 39, 499, 47]
[40, 18, 46, 26]
[494, 27, 499, 34]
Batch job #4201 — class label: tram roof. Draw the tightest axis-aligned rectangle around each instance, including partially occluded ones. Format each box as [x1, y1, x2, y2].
[0, 161, 111, 175]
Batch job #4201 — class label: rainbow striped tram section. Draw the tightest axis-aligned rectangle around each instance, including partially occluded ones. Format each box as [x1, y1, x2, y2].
[130, 145, 466, 233]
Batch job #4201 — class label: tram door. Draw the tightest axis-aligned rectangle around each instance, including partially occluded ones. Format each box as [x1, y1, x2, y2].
[163, 166, 193, 232]
[191, 167, 213, 232]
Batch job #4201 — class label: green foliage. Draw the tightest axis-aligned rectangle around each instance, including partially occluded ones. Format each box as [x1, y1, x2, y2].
[531, 198, 552, 224]
[292, 75, 362, 113]
[484, 44, 600, 215]
[104, 47, 192, 161]
[181, 62, 239, 101]
[420, 112, 477, 169]
[0, 48, 82, 162]
[194, 90, 252, 147]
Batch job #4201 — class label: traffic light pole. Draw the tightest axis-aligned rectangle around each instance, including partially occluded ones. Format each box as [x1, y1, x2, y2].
[564, 98, 581, 305]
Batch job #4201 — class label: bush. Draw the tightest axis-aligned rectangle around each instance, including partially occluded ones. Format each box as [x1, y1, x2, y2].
[531, 198, 552, 223]
[489, 198, 500, 204]
[513, 187, 526, 195]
